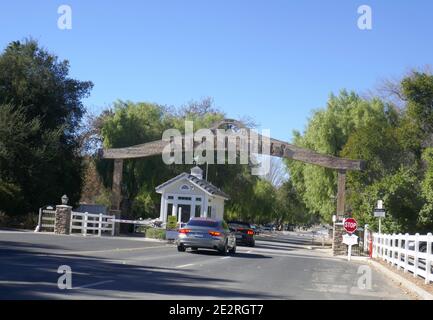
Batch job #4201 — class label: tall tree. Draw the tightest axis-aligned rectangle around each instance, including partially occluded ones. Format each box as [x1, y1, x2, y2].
[286, 91, 390, 222]
[0, 40, 93, 214]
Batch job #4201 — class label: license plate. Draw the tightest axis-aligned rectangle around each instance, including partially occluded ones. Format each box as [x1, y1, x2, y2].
[192, 233, 204, 238]
[236, 235, 242, 239]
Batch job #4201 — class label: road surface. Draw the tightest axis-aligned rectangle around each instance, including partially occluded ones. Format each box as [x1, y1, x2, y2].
[0, 230, 410, 299]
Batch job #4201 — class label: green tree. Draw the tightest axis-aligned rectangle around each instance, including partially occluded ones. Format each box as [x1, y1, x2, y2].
[0, 40, 92, 214]
[419, 148, 433, 230]
[286, 91, 390, 222]
[96, 99, 235, 218]
[402, 72, 433, 136]
[274, 179, 312, 226]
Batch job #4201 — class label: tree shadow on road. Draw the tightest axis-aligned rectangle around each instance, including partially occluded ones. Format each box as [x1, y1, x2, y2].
[0, 241, 281, 300]
[189, 249, 272, 259]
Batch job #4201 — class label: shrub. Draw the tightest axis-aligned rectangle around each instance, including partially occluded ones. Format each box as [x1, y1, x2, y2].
[144, 227, 166, 239]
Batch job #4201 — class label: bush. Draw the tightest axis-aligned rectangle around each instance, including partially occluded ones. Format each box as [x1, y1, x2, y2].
[0, 212, 38, 229]
[144, 227, 166, 240]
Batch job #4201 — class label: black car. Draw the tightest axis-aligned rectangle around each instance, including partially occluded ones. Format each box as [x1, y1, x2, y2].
[227, 221, 255, 247]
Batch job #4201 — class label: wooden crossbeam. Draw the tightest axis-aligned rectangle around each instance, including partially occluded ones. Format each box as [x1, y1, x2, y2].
[101, 133, 364, 171]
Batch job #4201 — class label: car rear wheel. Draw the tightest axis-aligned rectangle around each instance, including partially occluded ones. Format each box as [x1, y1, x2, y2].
[219, 241, 228, 256]
[177, 245, 186, 252]
[229, 244, 236, 254]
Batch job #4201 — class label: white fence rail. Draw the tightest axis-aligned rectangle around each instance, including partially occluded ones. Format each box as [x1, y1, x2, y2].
[36, 207, 56, 232]
[373, 232, 433, 284]
[70, 212, 115, 236]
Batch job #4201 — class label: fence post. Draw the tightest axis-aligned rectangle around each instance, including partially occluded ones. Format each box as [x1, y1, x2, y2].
[387, 235, 391, 262]
[36, 207, 42, 232]
[414, 233, 420, 278]
[381, 235, 385, 259]
[397, 233, 402, 270]
[70, 212, 73, 234]
[388, 234, 392, 264]
[83, 212, 88, 236]
[111, 215, 115, 236]
[98, 213, 103, 237]
[426, 233, 432, 284]
[374, 233, 378, 258]
[404, 233, 409, 273]
[379, 234, 382, 258]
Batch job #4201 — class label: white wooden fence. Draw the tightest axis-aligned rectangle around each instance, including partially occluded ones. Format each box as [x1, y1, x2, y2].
[70, 212, 115, 236]
[373, 233, 433, 284]
[37, 207, 56, 232]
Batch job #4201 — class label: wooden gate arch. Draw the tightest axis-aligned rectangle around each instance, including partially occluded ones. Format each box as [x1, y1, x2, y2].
[100, 118, 364, 223]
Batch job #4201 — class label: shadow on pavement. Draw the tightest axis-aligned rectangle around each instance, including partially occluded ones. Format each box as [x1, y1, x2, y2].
[189, 249, 272, 259]
[0, 241, 280, 299]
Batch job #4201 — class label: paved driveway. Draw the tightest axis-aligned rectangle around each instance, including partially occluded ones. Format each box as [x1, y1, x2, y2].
[0, 231, 410, 299]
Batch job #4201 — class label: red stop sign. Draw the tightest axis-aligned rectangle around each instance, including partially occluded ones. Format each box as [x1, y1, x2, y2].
[344, 218, 357, 234]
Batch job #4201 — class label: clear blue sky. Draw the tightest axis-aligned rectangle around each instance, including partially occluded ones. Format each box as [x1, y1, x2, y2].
[1, 0, 432, 140]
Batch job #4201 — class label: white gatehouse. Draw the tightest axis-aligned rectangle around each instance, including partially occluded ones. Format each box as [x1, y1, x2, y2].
[156, 166, 229, 223]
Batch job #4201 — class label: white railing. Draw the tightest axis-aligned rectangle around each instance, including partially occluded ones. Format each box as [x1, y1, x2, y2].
[373, 232, 433, 284]
[70, 212, 115, 236]
[36, 207, 56, 232]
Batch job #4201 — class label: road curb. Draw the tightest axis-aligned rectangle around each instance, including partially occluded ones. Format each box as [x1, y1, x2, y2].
[333, 254, 433, 300]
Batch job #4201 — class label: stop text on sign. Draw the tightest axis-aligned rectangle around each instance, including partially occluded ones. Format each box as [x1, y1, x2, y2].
[344, 218, 358, 234]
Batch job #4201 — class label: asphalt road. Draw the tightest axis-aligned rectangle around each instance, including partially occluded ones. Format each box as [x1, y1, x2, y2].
[0, 230, 410, 300]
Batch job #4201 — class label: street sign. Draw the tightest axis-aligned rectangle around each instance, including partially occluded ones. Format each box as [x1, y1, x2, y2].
[343, 218, 357, 234]
[374, 208, 385, 218]
[342, 233, 358, 246]
[342, 233, 359, 261]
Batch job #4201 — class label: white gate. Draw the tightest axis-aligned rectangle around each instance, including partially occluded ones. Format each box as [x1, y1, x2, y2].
[37, 206, 56, 232]
[70, 212, 115, 236]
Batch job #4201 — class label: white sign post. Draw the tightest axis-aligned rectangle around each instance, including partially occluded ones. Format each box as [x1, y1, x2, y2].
[342, 234, 358, 261]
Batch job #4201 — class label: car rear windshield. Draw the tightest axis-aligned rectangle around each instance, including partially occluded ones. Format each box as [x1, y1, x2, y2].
[187, 220, 219, 228]
[228, 222, 251, 229]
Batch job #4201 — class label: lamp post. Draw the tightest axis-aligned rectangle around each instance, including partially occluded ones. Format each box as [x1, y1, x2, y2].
[61, 194, 69, 205]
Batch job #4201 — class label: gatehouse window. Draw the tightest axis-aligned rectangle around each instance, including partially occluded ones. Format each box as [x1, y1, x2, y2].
[195, 205, 201, 217]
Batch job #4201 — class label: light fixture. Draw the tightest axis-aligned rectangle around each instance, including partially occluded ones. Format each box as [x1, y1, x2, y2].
[61, 194, 69, 205]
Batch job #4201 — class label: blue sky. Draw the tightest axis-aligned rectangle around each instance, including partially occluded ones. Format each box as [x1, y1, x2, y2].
[1, 0, 432, 140]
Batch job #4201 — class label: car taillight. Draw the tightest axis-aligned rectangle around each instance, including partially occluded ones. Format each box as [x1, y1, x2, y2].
[209, 231, 222, 237]
[179, 229, 191, 234]
[247, 230, 254, 235]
